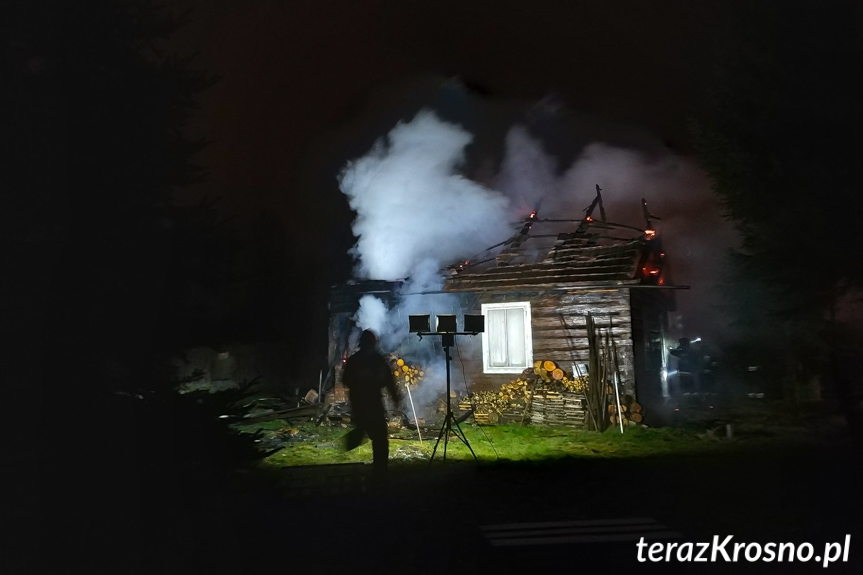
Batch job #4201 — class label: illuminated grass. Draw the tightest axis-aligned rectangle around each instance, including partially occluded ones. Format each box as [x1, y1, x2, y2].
[237, 421, 739, 468]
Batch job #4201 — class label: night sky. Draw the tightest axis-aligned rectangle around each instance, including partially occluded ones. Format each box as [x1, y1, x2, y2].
[167, 0, 735, 343]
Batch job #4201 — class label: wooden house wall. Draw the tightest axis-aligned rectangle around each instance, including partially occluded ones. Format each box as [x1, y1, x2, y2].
[452, 288, 636, 399]
[325, 285, 644, 403]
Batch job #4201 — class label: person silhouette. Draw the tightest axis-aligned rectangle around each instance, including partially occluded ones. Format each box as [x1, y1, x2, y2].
[670, 337, 701, 395]
[342, 330, 402, 480]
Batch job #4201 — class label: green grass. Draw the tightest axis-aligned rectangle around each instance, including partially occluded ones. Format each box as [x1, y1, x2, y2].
[235, 397, 849, 468]
[236, 421, 745, 468]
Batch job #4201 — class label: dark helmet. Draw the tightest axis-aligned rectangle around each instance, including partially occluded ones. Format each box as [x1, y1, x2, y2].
[359, 330, 377, 350]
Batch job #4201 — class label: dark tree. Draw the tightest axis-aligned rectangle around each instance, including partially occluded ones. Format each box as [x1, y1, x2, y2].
[5, 2, 278, 572]
[691, 1, 860, 427]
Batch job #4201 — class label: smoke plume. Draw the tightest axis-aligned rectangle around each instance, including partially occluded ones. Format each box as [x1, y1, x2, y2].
[495, 125, 559, 215]
[496, 130, 735, 339]
[338, 109, 512, 282]
[340, 110, 513, 412]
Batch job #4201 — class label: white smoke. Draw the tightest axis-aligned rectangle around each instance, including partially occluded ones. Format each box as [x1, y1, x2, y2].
[341, 110, 515, 410]
[498, 135, 735, 339]
[338, 109, 513, 282]
[496, 124, 559, 215]
[353, 294, 390, 335]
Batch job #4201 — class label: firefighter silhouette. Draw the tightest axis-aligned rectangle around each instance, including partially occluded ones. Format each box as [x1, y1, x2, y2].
[342, 330, 402, 479]
[670, 337, 700, 394]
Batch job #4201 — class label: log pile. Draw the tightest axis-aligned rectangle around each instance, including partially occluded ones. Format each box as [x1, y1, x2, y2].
[608, 394, 643, 426]
[389, 355, 425, 389]
[530, 359, 588, 394]
[457, 359, 588, 427]
[528, 391, 586, 427]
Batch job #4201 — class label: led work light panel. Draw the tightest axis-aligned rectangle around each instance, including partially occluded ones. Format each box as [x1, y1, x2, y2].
[435, 314, 457, 333]
[463, 314, 485, 333]
[409, 314, 431, 333]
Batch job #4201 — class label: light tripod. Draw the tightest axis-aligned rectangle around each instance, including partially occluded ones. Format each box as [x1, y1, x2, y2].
[409, 314, 483, 464]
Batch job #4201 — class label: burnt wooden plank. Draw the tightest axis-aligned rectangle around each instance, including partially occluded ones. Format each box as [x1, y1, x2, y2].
[533, 310, 632, 323]
[532, 328, 633, 341]
[447, 277, 637, 291]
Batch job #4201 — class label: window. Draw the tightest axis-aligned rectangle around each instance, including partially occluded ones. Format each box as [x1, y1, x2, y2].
[481, 302, 533, 374]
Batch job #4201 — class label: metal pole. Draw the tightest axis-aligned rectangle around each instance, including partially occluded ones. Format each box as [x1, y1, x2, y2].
[405, 383, 422, 443]
[444, 345, 451, 459]
[609, 328, 624, 434]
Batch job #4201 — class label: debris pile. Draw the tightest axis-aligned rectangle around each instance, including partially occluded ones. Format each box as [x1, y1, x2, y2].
[258, 427, 320, 451]
[391, 445, 426, 461]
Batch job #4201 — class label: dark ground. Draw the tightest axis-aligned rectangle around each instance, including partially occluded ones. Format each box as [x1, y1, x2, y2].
[61, 420, 861, 575]
[259, 440, 861, 574]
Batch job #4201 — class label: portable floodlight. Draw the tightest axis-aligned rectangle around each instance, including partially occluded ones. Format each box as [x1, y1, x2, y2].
[409, 314, 430, 333]
[407, 312, 482, 464]
[435, 314, 457, 333]
[463, 314, 484, 334]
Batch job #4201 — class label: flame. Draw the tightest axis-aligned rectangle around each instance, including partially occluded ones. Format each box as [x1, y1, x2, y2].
[529, 210, 536, 219]
[585, 216, 593, 222]
[644, 229, 656, 238]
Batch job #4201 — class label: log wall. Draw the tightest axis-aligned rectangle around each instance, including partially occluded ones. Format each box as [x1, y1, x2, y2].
[326, 285, 648, 412]
[452, 288, 636, 399]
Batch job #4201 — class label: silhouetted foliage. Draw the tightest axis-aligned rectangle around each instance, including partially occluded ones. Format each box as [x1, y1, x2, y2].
[691, 0, 859, 396]
[5, 3, 282, 570]
[138, 374, 282, 481]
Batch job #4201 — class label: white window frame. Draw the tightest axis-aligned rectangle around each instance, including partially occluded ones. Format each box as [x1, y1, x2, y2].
[481, 301, 533, 374]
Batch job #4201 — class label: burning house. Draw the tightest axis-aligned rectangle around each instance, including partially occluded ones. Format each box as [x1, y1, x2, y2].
[326, 191, 679, 429]
[325, 108, 692, 430]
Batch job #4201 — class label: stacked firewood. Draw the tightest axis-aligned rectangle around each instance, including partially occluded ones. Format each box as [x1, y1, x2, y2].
[459, 390, 509, 417]
[607, 393, 644, 425]
[389, 355, 424, 389]
[528, 391, 586, 427]
[529, 360, 588, 394]
[458, 359, 589, 425]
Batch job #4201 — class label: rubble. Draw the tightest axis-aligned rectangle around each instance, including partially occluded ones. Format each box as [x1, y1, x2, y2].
[391, 445, 426, 461]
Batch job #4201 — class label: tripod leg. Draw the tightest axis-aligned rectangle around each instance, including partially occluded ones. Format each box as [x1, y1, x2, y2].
[451, 415, 478, 461]
[429, 417, 448, 465]
[443, 417, 450, 461]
